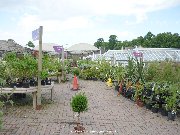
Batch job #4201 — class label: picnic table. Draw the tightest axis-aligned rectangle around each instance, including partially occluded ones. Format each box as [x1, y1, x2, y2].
[0, 83, 54, 109]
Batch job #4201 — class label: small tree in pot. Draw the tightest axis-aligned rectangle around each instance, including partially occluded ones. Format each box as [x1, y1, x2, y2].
[70, 92, 88, 132]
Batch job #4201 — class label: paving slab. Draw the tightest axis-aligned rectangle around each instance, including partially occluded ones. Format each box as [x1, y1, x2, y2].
[1, 80, 180, 135]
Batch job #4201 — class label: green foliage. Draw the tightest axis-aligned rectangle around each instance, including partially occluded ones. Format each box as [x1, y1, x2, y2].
[108, 35, 118, 50]
[126, 57, 136, 81]
[126, 57, 145, 83]
[71, 67, 81, 76]
[0, 61, 7, 80]
[153, 103, 160, 109]
[94, 32, 180, 50]
[144, 62, 159, 81]
[2, 52, 62, 80]
[145, 61, 180, 83]
[3, 52, 38, 80]
[26, 41, 35, 48]
[112, 65, 125, 83]
[165, 83, 179, 111]
[40, 70, 49, 79]
[94, 38, 104, 49]
[70, 92, 88, 114]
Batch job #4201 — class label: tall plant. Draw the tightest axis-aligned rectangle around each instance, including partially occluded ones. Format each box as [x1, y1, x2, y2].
[126, 57, 136, 82]
[113, 65, 126, 83]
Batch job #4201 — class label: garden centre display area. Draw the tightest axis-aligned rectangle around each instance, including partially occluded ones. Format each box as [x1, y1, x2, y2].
[0, 50, 179, 123]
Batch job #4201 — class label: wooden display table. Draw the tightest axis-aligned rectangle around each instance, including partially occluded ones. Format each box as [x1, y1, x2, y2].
[0, 83, 54, 109]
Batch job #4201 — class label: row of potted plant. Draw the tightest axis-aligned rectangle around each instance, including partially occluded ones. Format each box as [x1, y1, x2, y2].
[116, 81, 180, 120]
[73, 58, 180, 121]
[0, 52, 61, 88]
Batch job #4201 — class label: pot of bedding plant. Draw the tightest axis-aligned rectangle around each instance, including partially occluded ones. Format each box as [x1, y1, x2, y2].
[29, 78, 36, 86]
[165, 84, 178, 120]
[168, 110, 176, 121]
[145, 99, 153, 110]
[151, 103, 159, 113]
[45, 77, 51, 85]
[160, 104, 168, 116]
[40, 71, 49, 85]
[22, 78, 30, 88]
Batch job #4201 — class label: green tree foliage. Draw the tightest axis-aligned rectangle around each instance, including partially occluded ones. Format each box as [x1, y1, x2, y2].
[70, 92, 88, 114]
[26, 41, 35, 48]
[94, 38, 108, 53]
[94, 38, 104, 49]
[108, 35, 118, 50]
[94, 32, 180, 50]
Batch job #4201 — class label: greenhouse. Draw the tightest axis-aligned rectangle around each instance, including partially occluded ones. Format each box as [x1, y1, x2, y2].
[92, 47, 180, 65]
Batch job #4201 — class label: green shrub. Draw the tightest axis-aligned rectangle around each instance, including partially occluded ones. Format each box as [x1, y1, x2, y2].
[70, 92, 88, 114]
[71, 67, 80, 76]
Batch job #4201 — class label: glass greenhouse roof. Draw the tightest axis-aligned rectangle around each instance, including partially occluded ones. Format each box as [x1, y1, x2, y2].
[93, 48, 180, 62]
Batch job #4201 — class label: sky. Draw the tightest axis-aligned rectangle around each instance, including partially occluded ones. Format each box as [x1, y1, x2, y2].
[0, 0, 180, 48]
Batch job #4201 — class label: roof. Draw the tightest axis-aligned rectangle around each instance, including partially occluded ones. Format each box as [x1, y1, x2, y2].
[66, 43, 99, 54]
[0, 39, 25, 52]
[34, 43, 58, 52]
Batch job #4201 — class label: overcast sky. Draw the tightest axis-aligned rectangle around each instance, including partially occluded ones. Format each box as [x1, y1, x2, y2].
[0, 0, 180, 48]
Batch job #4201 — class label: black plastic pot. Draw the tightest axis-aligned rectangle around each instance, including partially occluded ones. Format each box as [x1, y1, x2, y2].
[45, 79, 51, 85]
[41, 80, 46, 85]
[33, 81, 38, 86]
[115, 85, 120, 91]
[125, 90, 133, 99]
[168, 111, 176, 121]
[160, 109, 168, 116]
[30, 80, 35, 86]
[151, 107, 159, 113]
[16, 82, 23, 88]
[22, 82, 30, 88]
[146, 90, 152, 97]
[145, 104, 152, 110]
[10, 83, 16, 88]
[92, 77, 98, 81]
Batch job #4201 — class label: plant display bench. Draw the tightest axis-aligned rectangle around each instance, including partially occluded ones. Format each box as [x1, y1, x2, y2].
[0, 83, 54, 109]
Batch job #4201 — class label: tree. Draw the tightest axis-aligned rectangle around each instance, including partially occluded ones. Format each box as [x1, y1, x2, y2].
[94, 38, 109, 53]
[26, 41, 35, 48]
[70, 92, 88, 132]
[144, 32, 155, 47]
[94, 38, 104, 49]
[108, 35, 118, 50]
[94, 32, 180, 49]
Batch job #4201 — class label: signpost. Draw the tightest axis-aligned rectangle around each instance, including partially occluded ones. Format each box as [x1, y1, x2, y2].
[32, 26, 43, 110]
[133, 51, 143, 63]
[53, 45, 65, 83]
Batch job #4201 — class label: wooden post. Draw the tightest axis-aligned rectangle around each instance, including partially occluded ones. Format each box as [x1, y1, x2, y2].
[37, 26, 43, 110]
[61, 47, 65, 82]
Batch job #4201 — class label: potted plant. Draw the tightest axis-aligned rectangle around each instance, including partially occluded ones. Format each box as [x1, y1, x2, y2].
[160, 104, 168, 116]
[151, 103, 159, 113]
[134, 79, 144, 106]
[144, 98, 153, 110]
[113, 66, 125, 92]
[40, 70, 49, 85]
[70, 92, 88, 133]
[165, 84, 178, 120]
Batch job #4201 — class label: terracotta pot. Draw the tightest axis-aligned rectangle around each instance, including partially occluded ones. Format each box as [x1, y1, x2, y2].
[137, 99, 144, 107]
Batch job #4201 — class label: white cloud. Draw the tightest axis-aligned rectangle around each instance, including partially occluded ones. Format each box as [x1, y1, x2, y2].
[17, 14, 94, 33]
[1, 0, 180, 46]
[2, 0, 180, 18]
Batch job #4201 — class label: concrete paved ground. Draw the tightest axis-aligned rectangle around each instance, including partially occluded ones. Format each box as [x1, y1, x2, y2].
[1, 79, 180, 135]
